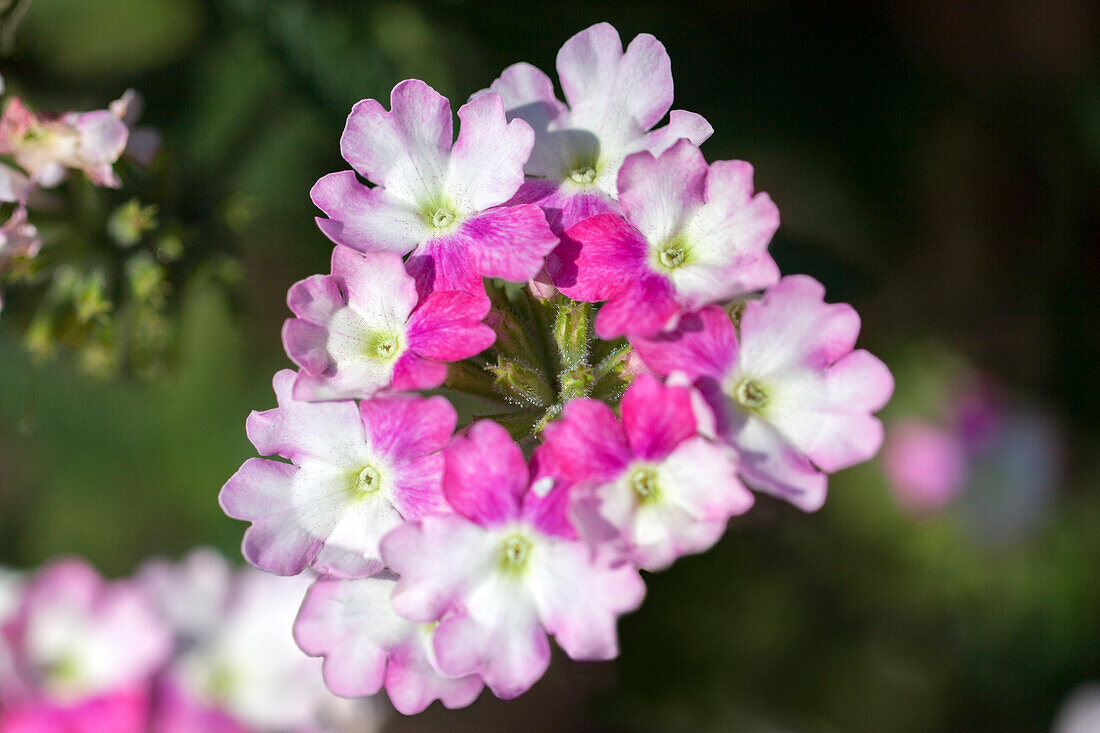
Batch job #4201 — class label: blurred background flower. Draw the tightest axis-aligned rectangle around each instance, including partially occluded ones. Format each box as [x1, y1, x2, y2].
[0, 0, 1096, 730]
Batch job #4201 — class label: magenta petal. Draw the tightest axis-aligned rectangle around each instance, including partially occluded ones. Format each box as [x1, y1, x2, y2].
[458, 205, 559, 284]
[405, 234, 484, 299]
[592, 274, 680, 340]
[406, 290, 495, 361]
[629, 306, 739, 380]
[360, 394, 456, 465]
[620, 373, 697, 461]
[520, 483, 578, 541]
[443, 421, 528, 526]
[540, 399, 631, 487]
[551, 212, 646, 300]
[390, 352, 449, 391]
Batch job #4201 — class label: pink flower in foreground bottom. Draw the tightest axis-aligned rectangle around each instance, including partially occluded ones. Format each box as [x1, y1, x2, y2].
[295, 574, 483, 715]
[632, 275, 894, 511]
[283, 246, 495, 402]
[380, 421, 646, 700]
[541, 374, 753, 571]
[0, 559, 171, 732]
[312, 79, 559, 298]
[220, 370, 456, 578]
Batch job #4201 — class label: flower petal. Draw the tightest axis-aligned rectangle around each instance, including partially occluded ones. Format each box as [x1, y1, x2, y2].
[340, 79, 453, 207]
[311, 171, 429, 254]
[629, 306, 739, 381]
[551, 212, 647, 301]
[406, 290, 495, 361]
[620, 373, 698, 461]
[442, 420, 528, 525]
[447, 92, 533, 214]
[617, 140, 708, 246]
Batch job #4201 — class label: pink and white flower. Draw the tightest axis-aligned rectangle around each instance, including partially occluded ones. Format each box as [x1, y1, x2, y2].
[0, 559, 171, 731]
[312, 79, 559, 298]
[631, 275, 893, 511]
[294, 574, 483, 715]
[282, 246, 495, 402]
[549, 139, 780, 339]
[486, 22, 713, 233]
[220, 370, 456, 578]
[0, 206, 41, 316]
[381, 420, 646, 700]
[0, 97, 129, 188]
[540, 374, 753, 571]
[141, 549, 373, 733]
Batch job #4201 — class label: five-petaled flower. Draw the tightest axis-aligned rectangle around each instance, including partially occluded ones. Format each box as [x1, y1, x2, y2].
[220, 370, 457, 578]
[631, 275, 894, 511]
[283, 246, 495, 401]
[312, 79, 560, 299]
[550, 139, 780, 339]
[486, 22, 713, 233]
[381, 421, 646, 699]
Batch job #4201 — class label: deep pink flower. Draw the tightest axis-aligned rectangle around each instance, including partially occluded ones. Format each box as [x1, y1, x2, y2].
[381, 420, 646, 700]
[540, 374, 753, 570]
[220, 371, 457, 578]
[631, 275, 894, 511]
[882, 420, 968, 510]
[486, 22, 712, 233]
[549, 139, 780, 339]
[0, 688, 151, 733]
[312, 79, 559, 298]
[294, 574, 483, 715]
[282, 246, 495, 402]
[0, 559, 171, 712]
[0, 97, 129, 188]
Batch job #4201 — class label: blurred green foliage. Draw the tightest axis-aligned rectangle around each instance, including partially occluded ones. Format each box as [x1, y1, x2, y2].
[1, 1, 1097, 731]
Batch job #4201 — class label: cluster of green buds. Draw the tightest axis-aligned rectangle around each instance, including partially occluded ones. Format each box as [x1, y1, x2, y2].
[441, 281, 638, 447]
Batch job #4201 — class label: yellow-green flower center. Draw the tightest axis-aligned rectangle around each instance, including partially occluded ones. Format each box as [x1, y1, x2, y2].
[500, 534, 532, 572]
[355, 465, 381, 494]
[659, 246, 687, 269]
[629, 466, 660, 502]
[568, 166, 597, 184]
[364, 331, 402, 361]
[733, 378, 769, 412]
[429, 208, 455, 228]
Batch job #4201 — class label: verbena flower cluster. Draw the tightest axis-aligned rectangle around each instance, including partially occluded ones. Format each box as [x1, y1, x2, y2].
[0, 551, 381, 732]
[222, 22, 894, 714]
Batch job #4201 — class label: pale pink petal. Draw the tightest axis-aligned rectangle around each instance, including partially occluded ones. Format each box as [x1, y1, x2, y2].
[620, 373, 697, 461]
[220, 458, 322, 575]
[739, 275, 861, 376]
[447, 92, 533, 214]
[406, 290, 495, 361]
[442, 420, 528, 526]
[330, 247, 418, 323]
[245, 371, 367, 467]
[529, 541, 645, 661]
[556, 23, 673, 140]
[294, 575, 481, 714]
[617, 140, 708, 246]
[484, 63, 570, 179]
[311, 171, 428, 254]
[641, 110, 714, 156]
[382, 516, 498, 624]
[731, 414, 828, 511]
[0, 163, 31, 203]
[340, 79, 452, 206]
[883, 420, 967, 509]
